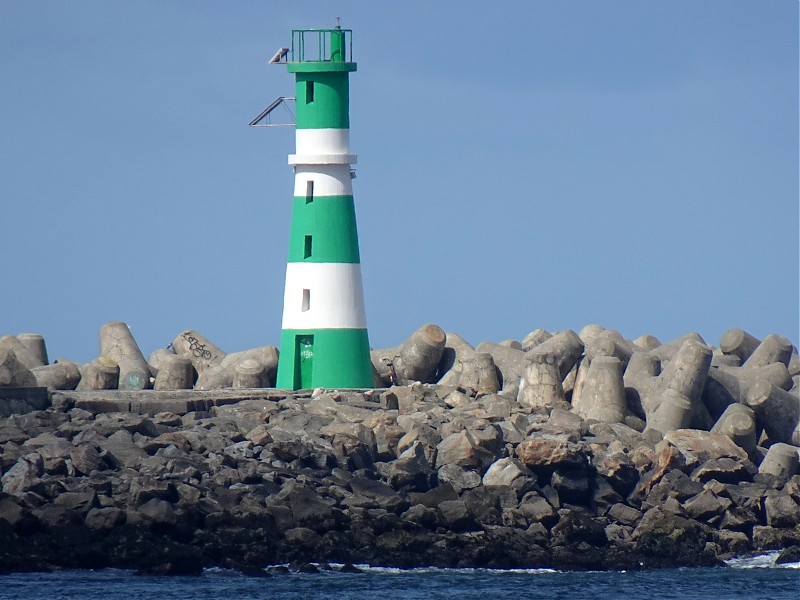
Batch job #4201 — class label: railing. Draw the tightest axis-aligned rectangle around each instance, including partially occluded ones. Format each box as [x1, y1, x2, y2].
[291, 28, 353, 63]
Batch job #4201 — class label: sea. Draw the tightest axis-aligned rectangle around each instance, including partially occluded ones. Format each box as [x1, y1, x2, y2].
[0, 553, 797, 600]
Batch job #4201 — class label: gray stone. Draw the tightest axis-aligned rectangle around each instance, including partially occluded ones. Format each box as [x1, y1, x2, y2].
[711, 403, 758, 457]
[0, 347, 37, 388]
[482, 457, 531, 487]
[0, 336, 45, 370]
[746, 379, 800, 445]
[171, 329, 226, 374]
[233, 358, 268, 388]
[575, 355, 627, 424]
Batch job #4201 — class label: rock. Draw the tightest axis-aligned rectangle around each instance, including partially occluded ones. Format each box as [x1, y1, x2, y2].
[482, 458, 531, 488]
[632, 507, 716, 566]
[1, 453, 43, 495]
[437, 463, 481, 494]
[437, 500, 480, 532]
[516, 437, 589, 470]
[661, 429, 751, 469]
[435, 430, 496, 474]
[682, 489, 732, 521]
[518, 492, 558, 525]
[764, 493, 800, 527]
[0, 347, 37, 388]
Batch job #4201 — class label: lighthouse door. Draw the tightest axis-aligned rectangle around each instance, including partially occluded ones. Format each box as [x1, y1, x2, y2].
[295, 335, 314, 389]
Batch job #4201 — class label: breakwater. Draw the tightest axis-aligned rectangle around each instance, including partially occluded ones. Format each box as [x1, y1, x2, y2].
[1, 323, 799, 574]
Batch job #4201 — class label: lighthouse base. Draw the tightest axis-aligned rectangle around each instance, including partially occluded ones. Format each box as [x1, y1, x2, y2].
[276, 328, 373, 390]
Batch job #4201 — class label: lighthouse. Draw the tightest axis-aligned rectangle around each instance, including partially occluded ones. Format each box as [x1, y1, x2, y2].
[266, 26, 374, 390]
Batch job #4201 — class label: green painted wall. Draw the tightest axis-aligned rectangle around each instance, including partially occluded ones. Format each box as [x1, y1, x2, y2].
[287, 195, 360, 263]
[276, 328, 373, 389]
[294, 71, 350, 130]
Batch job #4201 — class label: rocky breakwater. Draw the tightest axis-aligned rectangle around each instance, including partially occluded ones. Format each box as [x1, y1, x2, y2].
[0, 323, 799, 574]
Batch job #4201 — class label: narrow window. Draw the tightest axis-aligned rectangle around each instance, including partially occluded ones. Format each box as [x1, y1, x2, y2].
[303, 235, 312, 259]
[306, 80, 314, 103]
[305, 180, 314, 203]
[301, 289, 310, 312]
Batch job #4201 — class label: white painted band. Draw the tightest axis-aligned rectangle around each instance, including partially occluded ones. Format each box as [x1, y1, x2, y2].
[295, 129, 351, 155]
[281, 262, 368, 330]
[288, 153, 357, 165]
[293, 165, 353, 197]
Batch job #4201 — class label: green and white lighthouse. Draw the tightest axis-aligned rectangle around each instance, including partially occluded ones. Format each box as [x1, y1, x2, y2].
[267, 26, 373, 390]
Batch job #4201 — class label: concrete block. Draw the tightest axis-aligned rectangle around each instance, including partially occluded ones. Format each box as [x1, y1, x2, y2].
[437, 333, 475, 386]
[99, 322, 152, 390]
[743, 334, 793, 370]
[521, 328, 552, 352]
[649, 332, 706, 362]
[746, 380, 800, 445]
[645, 388, 693, 435]
[153, 354, 194, 390]
[395, 324, 447, 384]
[17, 333, 48, 366]
[31, 360, 81, 390]
[171, 329, 226, 374]
[758, 443, 799, 482]
[0, 347, 37, 387]
[233, 359, 268, 388]
[0, 335, 44, 370]
[710, 403, 758, 457]
[576, 356, 627, 424]
[76, 357, 120, 391]
[719, 328, 761, 364]
[527, 329, 585, 381]
[633, 334, 661, 352]
[456, 352, 500, 394]
[517, 352, 565, 409]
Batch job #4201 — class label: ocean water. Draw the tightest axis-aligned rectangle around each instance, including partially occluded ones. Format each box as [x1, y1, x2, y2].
[0, 553, 797, 600]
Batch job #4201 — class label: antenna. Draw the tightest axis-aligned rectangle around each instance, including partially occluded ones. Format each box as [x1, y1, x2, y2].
[335, 16, 341, 29]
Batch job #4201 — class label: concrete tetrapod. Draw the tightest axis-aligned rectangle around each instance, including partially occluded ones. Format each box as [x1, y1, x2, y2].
[0, 348, 36, 387]
[633, 334, 662, 352]
[153, 354, 194, 391]
[758, 443, 799, 483]
[0, 336, 45, 370]
[529, 329, 585, 381]
[195, 346, 279, 390]
[31, 360, 81, 390]
[456, 352, 500, 394]
[99, 322, 152, 390]
[76, 357, 119, 391]
[623, 352, 660, 420]
[649, 333, 706, 363]
[577, 356, 627, 424]
[474, 342, 530, 397]
[147, 347, 177, 377]
[645, 388, 693, 435]
[660, 340, 713, 429]
[17, 333, 48, 366]
[395, 324, 447, 385]
[171, 329, 226, 374]
[719, 328, 761, 364]
[233, 359, 268, 389]
[572, 331, 631, 413]
[745, 379, 800, 446]
[743, 333, 793, 370]
[521, 328, 552, 352]
[517, 352, 565, 410]
[710, 403, 758, 459]
[436, 332, 475, 385]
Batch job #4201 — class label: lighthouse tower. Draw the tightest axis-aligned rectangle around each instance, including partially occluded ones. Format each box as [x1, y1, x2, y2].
[273, 26, 374, 390]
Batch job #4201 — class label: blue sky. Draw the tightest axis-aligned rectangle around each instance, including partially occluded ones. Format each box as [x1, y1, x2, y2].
[0, 1, 797, 364]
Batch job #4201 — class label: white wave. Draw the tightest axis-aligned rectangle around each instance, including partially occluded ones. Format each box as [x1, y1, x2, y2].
[724, 551, 800, 569]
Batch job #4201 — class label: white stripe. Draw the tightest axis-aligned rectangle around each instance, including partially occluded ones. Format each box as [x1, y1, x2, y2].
[293, 165, 353, 197]
[281, 263, 368, 330]
[295, 129, 351, 155]
[288, 153, 357, 166]
[290, 128, 356, 165]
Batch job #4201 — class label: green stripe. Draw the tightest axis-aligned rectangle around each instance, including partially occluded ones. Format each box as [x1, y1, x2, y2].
[294, 72, 350, 130]
[288, 195, 360, 263]
[276, 328, 374, 389]
[288, 62, 356, 73]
